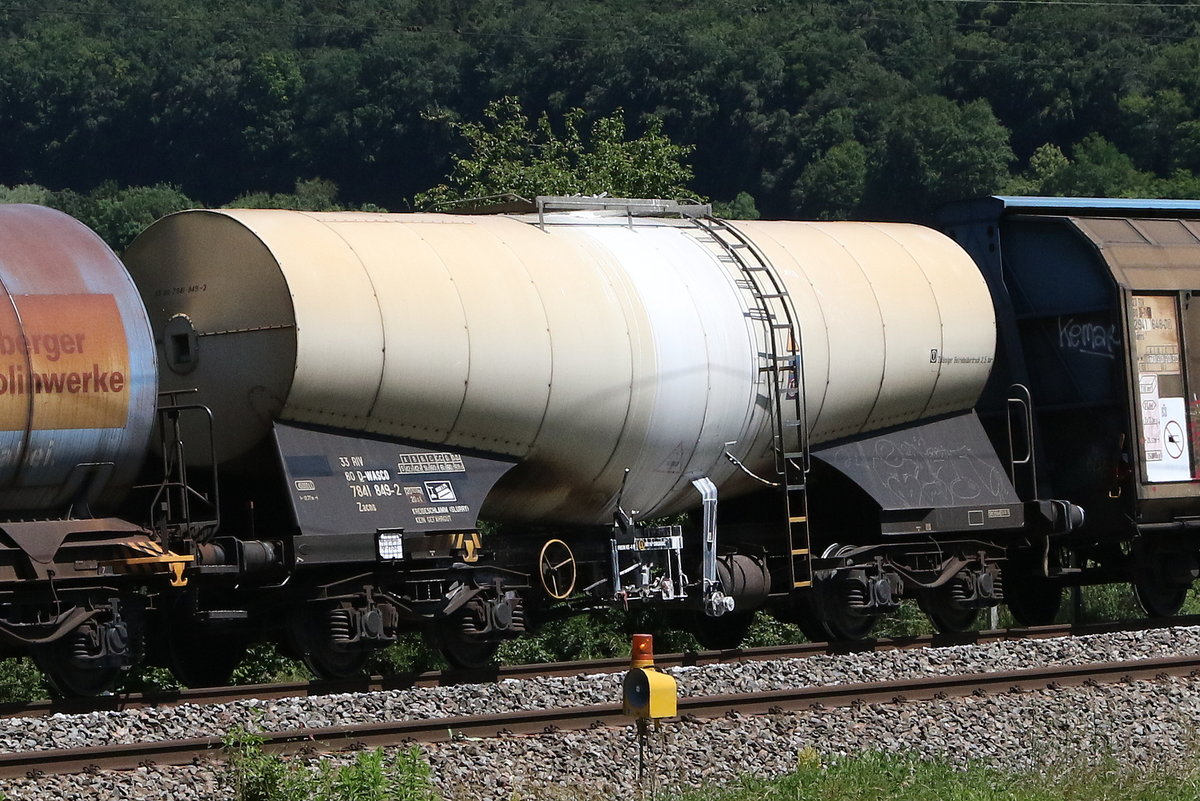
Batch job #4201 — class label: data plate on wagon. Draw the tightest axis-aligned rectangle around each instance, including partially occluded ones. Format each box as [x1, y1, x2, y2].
[274, 422, 517, 535]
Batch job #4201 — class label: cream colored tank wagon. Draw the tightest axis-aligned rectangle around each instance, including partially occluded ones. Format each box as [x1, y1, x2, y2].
[119, 196, 1051, 663]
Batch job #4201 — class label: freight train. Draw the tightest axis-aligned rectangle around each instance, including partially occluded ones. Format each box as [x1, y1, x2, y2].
[0, 195, 1195, 696]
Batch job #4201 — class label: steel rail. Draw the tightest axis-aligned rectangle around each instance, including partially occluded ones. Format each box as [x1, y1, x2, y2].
[5, 614, 1199, 720]
[2, 652, 1200, 780]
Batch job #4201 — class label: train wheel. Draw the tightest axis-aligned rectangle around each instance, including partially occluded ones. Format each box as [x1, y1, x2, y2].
[815, 544, 877, 641]
[39, 660, 124, 698]
[34, 622, 127, 698]
[289, 603, 369, 680]
[1132, 548, 1190, 618]
[37, 659, 124, 697]
[690, 610, 755, 650]
[918, 590, 978, 635]
[820, 597, 877, 641]
[1133, 580, 1188, 618]
[303, 639, 369, 680]
[1004, 579, 1062, 627]
[431, 628, 500, 670]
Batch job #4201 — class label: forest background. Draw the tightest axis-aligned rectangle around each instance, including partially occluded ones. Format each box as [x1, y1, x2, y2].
[3, 0, 1200, 248]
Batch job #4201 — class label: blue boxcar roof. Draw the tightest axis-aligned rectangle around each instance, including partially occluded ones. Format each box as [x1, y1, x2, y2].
[940, 196, 1200, 222]
[992, 195, 1200, 212]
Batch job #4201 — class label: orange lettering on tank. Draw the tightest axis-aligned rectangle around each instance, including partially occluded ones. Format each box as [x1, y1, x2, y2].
[0, 294, 131, 430]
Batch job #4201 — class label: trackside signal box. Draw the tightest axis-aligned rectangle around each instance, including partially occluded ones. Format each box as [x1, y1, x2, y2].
[622, 634, 677, 719]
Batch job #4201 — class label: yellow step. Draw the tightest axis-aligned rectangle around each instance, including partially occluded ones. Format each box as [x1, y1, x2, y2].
[793, 580, 813, 588]
[789, 515, 808, 523]
[791, 548, 810, 556]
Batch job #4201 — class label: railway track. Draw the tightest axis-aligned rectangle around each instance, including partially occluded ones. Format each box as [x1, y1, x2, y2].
[2, 616, 1200, 779]
[3, 651, 1199, 780]
[5, 613, 1197, 719]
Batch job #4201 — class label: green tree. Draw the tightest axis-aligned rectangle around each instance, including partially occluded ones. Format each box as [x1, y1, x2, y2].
[712, 191, 761, 220]
[225, 177, 379, 211]
[1, 181, 196, 251]
[1005, 135, 1200, 200]
[415, 96, 696, 208]
[240, 51, 303, 160]
[0, 184, 55, 205]
[2, 181, 202, 251]
[50, 182, 198, 251]
[7, 1, 1200, 218]
[1006, 143, 1070, 196]
[792, 140, 867, 220]
[1043, 134, 1153, 198]
[864, 95, 1013, 217]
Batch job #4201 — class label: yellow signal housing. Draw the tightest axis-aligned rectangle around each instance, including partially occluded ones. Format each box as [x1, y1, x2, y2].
[622, 634, 677, 719]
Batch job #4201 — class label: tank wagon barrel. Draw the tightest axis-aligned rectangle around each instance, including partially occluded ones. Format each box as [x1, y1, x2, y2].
[122, 207, 996, 525]
[0, 205, 156, 512]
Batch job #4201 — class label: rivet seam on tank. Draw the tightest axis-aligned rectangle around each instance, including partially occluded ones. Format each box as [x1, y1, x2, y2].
[198, 324, 295, 337]
[485, 225, 554, 451]
[411, 227, 470, 435]
[820, 224, 888, 435]
[314, 217, 387, 420]
[869, 224, 944, 423]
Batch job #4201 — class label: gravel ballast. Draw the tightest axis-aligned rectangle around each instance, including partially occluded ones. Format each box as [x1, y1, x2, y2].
[1, 626, 1199, 799]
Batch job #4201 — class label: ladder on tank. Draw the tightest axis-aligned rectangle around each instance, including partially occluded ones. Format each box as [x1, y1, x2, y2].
[686, 217, 813, 592]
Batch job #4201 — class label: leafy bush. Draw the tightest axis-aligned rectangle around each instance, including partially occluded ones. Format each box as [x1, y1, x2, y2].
[226, 177, 385, 212]
[224, 727, 292, 801]
[415, 97, 697, 209]
[372, 631, 449, 675]
[0, 181, 197, 251]
[222, 725, 440, 801]
[309, 748, 440, 801]
[0, 657, 48, 702]
[231, 644, 311, 686]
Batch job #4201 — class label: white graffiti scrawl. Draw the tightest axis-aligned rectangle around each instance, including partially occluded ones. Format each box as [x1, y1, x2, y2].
[1058, 316, 1120, 359]
[872, 434, 1009, 508]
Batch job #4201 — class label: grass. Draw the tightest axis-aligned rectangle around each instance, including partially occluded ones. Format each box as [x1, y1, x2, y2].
[223, 725, 439, 801]
[221, 738, 1200, 801]
[674, 750, 1200, 801]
